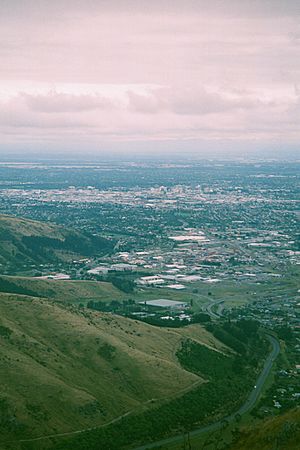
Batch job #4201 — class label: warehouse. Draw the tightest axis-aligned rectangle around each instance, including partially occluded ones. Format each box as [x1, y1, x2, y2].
[139, 299, 188, 309]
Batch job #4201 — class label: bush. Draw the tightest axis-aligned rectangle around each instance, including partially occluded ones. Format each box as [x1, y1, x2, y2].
[108, 276, 135, 293]
[97, 343, 116, 361]
[0, 325, 12, 338]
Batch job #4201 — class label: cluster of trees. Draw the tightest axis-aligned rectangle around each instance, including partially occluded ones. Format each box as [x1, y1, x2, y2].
[107, 275, 135, 293]
[192, 312, 211, 323]
[0, 325, 12, 338]
[21, 232, 113, 259]
[97, 343, 116, 362]
[87, 299, 136, 313]
[275, 325, 293, 341]
[206, 319, 261, 355]
[0, 277, 37, 297]
[177, 339, 234, 380]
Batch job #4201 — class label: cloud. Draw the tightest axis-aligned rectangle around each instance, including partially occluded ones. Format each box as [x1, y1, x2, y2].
[128, 86, 266, 115]
[0, 83, 297, 147]
[0, 1, 299, 154]
[22, 91, 116, 113]
[0, 98, 88, 129]
[1, 1, 300, 18]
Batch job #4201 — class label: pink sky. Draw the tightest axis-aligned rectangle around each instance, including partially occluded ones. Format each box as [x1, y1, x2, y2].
[0, 0, 300, 157]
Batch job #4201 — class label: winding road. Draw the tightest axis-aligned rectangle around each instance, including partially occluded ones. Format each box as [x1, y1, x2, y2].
[203, 299, 224, 319]
[132, 334, 280, 450]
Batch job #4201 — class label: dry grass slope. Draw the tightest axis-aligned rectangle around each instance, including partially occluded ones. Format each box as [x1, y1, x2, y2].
[0, 293, 224, 442]
[0, 275, 124, 303]
[230, 408, 300, 450]
[0, 214, 64, 237]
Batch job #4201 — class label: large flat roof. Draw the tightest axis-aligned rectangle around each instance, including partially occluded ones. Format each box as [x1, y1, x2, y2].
[139, 299, 188, 308]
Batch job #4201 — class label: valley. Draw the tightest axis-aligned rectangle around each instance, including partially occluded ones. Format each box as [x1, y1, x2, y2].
[0, 160, 299, 450]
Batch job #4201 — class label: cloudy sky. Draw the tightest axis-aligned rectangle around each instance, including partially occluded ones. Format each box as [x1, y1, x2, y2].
[1, 0, 300, 158]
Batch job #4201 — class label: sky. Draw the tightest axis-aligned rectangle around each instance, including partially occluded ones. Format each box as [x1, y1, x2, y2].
[0, 0, 300, 158]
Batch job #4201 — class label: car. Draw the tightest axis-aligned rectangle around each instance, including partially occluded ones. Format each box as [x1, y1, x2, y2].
[254, 385, 257, 389]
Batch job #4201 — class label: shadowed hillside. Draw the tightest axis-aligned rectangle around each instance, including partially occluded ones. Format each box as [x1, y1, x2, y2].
[0, 214, 113, 272]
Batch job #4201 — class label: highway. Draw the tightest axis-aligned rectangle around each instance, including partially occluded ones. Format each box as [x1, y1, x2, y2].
[203, 299, 224, 319]
[132, 334, 280, 450]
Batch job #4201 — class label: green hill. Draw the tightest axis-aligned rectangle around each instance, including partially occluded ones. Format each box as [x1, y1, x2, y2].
[0, 292, 225, 445]
[0, 275, 124, 304]
[0, 214, 113, 272]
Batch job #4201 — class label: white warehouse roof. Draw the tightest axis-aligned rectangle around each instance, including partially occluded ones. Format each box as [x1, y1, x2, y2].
[139, 299, 188, 308]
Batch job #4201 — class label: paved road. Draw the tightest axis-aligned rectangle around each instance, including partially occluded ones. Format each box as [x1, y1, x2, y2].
[132, 334, 280, 450]
[203, 299, 224, 319]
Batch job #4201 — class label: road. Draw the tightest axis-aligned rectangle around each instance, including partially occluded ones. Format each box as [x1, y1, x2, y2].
[132, 334, 280, 450]
[203, 299, 224, 319]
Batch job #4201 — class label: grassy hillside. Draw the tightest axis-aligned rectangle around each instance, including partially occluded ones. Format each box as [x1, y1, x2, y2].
[0, 214, 113, 272]
[229, 408, 300, 450]
[0, 292, 226, 444]
[0, 275, 124, 304]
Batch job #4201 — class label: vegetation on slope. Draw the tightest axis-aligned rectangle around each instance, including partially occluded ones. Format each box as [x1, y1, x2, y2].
[20, 321, 268, 450]
[0, 214, 113, 272]
[1, 292, 223, 445]
[0, 277, 37, 297]
[229, 408, 300, 450]
[0, 275, 124, 304]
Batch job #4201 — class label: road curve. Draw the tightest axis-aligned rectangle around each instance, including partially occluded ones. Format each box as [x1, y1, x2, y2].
[132, 334, 280, 450]
[204, 299, 224, 319]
